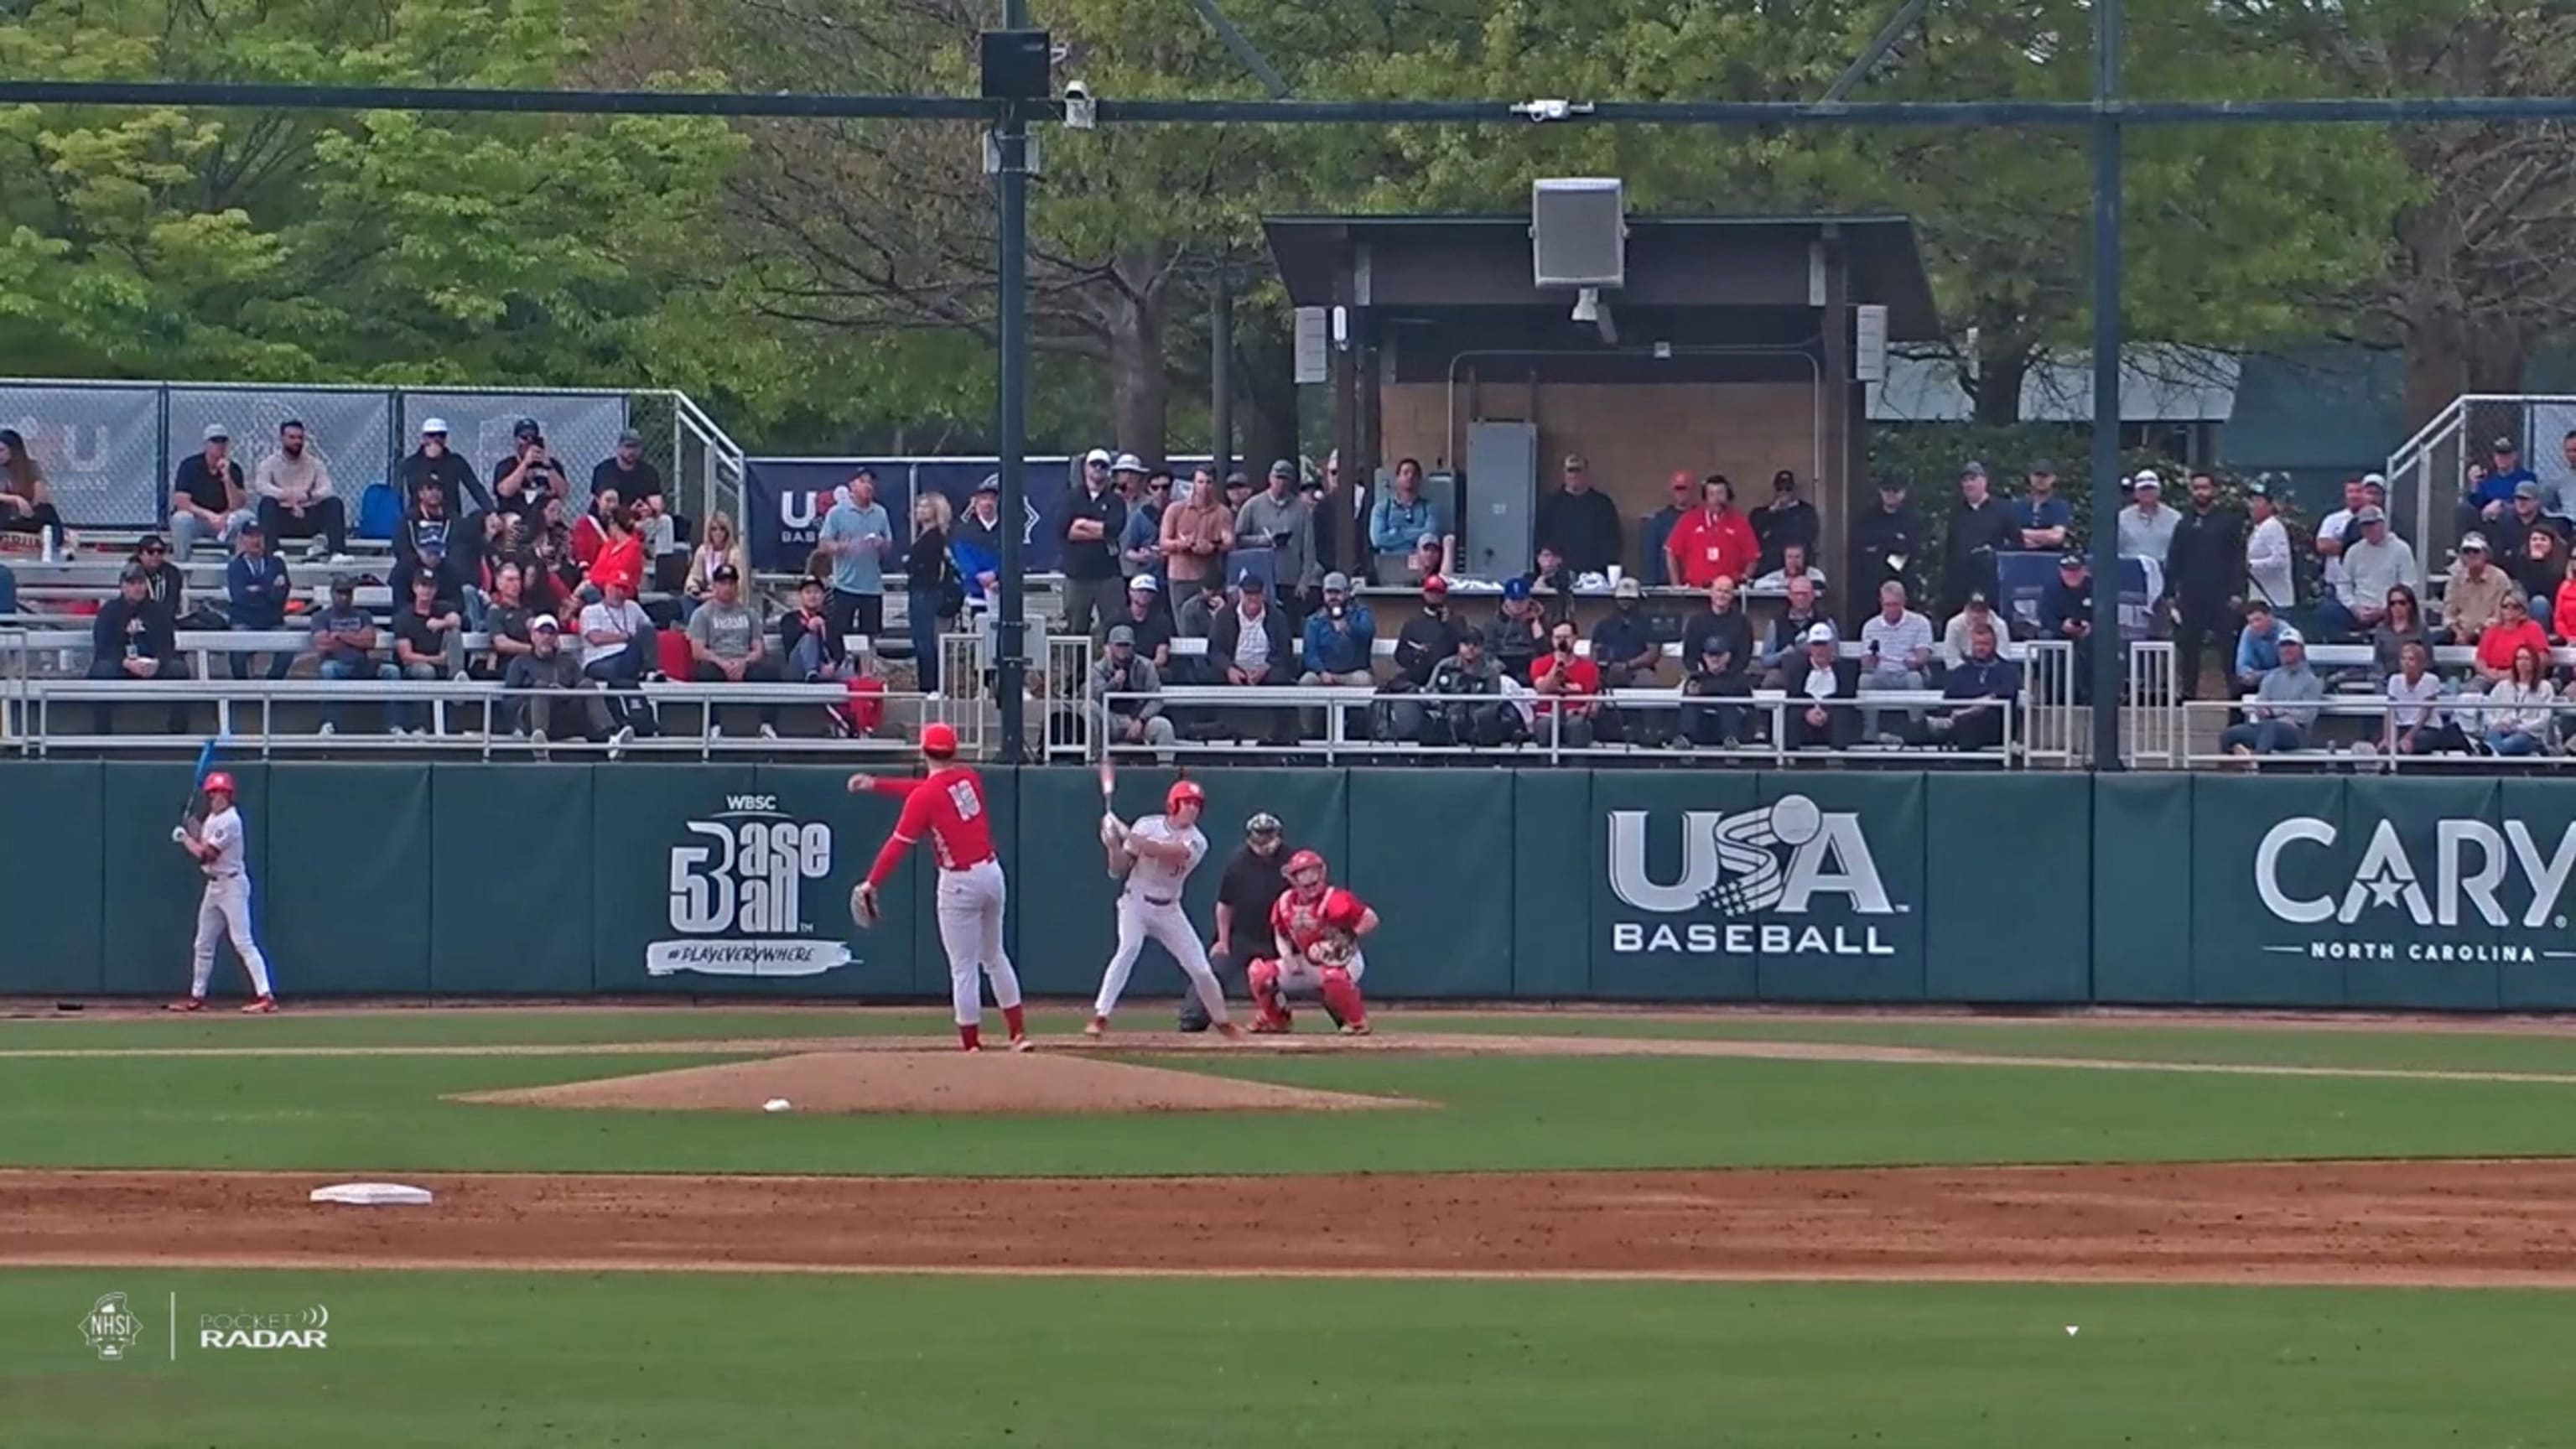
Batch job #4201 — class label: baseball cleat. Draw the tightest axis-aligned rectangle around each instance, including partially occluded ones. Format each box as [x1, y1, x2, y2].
[241, 996, 278, 1015]
[1009, 1034, 1035, 1052]
[1248, 1017, 1291, 1035]
[1083, 1016, 1108, 1038]
[166, 997, 205, 1013]
[1339, 1021, 1371, 1036]
[1217, 1021, 1249, 1041]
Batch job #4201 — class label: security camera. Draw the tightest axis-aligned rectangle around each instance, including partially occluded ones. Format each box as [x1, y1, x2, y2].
[1063, 80, 1097, 130]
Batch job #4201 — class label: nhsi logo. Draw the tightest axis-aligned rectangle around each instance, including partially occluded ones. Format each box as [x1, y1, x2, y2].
[1606, 795, 1904, 956]
[80, 1292, 142, 1362]
[652, 796, 853, 978]
[2255, 814, 2576, 963]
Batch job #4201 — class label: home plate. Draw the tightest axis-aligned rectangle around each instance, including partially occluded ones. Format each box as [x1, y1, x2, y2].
[309, 1182, 435, 1207]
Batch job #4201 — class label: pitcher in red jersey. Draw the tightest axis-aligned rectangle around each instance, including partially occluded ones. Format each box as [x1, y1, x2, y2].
[849, 722, 1031, 1052]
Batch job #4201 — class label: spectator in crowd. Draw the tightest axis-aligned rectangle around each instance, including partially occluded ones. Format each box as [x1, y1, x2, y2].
[1538, 454, 1623, 576]
[2496, 478, 2563, 560]
[1782, 623, 1861, 750]
[1113, 575, 1175, 673]
[2041, 553, 2096, 702]
[1301, 470, 1345, 599]
[1480, 575, 1544, 683]
[1210, 573, 1294, 742]
[1938, 589, 2011, 671]
[399, 418, 488, 521]
[2313, 475, 2367, 621]
[779, 574, 850, 683]
[2462, 435, 2533, 536]
[2479, 645, 2557, 756]
[1528, 542, 1577, 626]
[251, 419, 349, 562]
[1533, 619, 1606, 746]
[495, 418, 572, 509]
[583, 501, 645, 605]
[1301, 569, 1375, 689]
[2472, 592, 2550, 688]
[503, 615, 591, 749]
[682, 511, 750, 623]
[686, 564, 780, 739]
[1368, 459, 1440, 584]
[1639, 471, 1696, 588]
[129, 534, 184, 624]
[2382, 640, 2464, 756]
[1760, 574, 1828, 683]
[589, 428, 667, 553]
[1223, 469, 1255, 515]
[0, 428, 64, 538]
[2244, 479, 2294, 610]
[390, 573, 463, 737]
[1425, 631, 1512, 747]
[2371, 584, 2432, 678]
[1931, 621, 2018, 750]
[86, 564, 188, 735]
[2220, 627, 2321, 757]
[477, 560, 538, 680]
[1665, 475, 1760, 590]
[1379, 574, 1462, 742]
[2443, 533, 2512, 645]
[1592, 577, 1661, 688]
[2330, 506, 2419, 635]
[1680, 593, 1755, 748]
[1162, 467, 1234, 596]
[1053, 449, 1130, 640]
[821, 467, 895, 643]
[1235, 460, 1316, 624]
[903, 491, 959, 695]
[1173, 573, 1230, 683]
[1751, 541, 1827, 596]
[390, 474, 464, 606]
[1120, 465, 1171, 589]
[2518, 527, 2568, 628]
[2556, 557, 2576, 644]
[2013, 461, 2072, 553]
[2165, 469, 2246, 700]
[1857, 579, 1935, 737]
[2117, 470, 2179, 565]
[1406, 529, 1451, 582]
[529, 493, 580, 601]
[222, 522, 293, 682]
[952, 476, 1005, 616]
[1853, 476, 1924, 603]
[572, 486, 622, 574]
[2500, 484, 2567, 609]
[307, 577, 392, 735]
[1090, 624, 1177, 756]
[1945, 462, 2015, 616]
[1753, 470, 1820, 578]
[169, 423, 251, 558]
[2234, 600, 2285, 695]
[579, 574, 655, 750]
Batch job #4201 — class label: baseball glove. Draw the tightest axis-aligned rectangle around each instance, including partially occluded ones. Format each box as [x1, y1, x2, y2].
[848, 881, 882, 929]
[1307, 930, 1357, 969]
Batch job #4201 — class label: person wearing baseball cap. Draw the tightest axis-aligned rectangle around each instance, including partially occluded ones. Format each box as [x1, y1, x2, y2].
[501, 610, 586, 750]
[1238, 460, 1317, 624]
[1110, 572, 1173, 672]
[1781, 619, 1859, 751]
[2040, 552, 2098, 702]
[1853, 473, 1924, 600]
[222, 517, 295, 683]
[2338, 503, 2419, 634]
[2219, 624, 2321, 757]
[1595, 575, 1660, 693]
[2116, 468, 2179, 566]
[1642, 469, 1699, 585]
[89, 562, 188, 736]
[591, 428, 662, 539]
[399, 413, 489, 522]
[169, 420, 251, 558]
[1300, 572, 1374, 727]
[1943, 462, 2014, 616]
[1753, 467, 1819, 579]
[1093, 621, 1177, 754]
[1540, 453, 1623, 575]
[2245, 477, 2295, 611]
[2467, 434, 2537, 531]
[2442, 529, 2514, 643]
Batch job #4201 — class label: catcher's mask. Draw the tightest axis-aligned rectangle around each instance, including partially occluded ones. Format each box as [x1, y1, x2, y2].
[1284, 848, 1328, 893]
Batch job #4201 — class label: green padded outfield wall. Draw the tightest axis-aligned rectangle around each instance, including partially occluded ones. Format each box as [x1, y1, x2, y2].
[7, 762, 2576, 1009]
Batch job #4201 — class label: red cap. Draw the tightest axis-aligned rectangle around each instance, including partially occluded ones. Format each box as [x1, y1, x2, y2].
[202, 771, 236, 797]
[919, 722, 958, 759]
[1166, 779, 1205, 813]
[1670, 470, 1696, 490]
[1420, 575, 1449, 595]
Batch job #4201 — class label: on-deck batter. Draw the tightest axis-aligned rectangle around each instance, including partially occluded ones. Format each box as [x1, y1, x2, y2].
[166, 772, 278, 1014]
[849, 722, 1031, 1052]
[1088, 779, 1240, 1038]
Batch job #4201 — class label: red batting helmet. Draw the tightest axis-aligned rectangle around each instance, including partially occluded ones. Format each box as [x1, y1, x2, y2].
[1166, 780, 1205, 813]
[202, 771, 236, 797]
[919, 722, 958, 759]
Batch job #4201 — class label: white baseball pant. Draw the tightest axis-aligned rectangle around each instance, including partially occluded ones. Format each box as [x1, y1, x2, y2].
[191, 876, 273, 999]
[935, 859, 1021, 1026]
[1274, 947, 1367, 993]
[1093, 893, 1228, 1024]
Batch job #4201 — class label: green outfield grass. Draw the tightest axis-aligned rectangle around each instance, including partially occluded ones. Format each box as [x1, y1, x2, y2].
[6, 1268, 2567, 1449]
[11, 1042, 2576, 1176]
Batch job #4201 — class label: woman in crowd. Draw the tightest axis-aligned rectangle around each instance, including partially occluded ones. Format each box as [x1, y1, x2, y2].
[2382, 639, 2464, 756]
[570, 487, 622, 573]
[681, 512, 748, 622]
[585, 503, 646, 602]
[2473, 593, 2551, 689]
[0, 428, 63, 536]
[2480, 644, 2557, 756]
[905, 491, 958, 694]
[2370, 584, 2431, 679]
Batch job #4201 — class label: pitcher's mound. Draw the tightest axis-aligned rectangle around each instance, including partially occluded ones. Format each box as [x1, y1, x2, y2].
[456, 1050, 1422, 1115]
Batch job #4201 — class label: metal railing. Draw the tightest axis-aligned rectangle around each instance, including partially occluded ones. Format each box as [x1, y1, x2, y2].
[2181, 693, 2576, 771]
[1096, 685, 2023, 765]
[2126, 638, 2180, 767]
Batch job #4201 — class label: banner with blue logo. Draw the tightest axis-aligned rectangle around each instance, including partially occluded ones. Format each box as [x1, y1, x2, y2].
[740, 455, 1214, 576]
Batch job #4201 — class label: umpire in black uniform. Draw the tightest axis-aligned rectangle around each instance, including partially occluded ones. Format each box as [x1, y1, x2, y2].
[1178, 812, 1291, 1031]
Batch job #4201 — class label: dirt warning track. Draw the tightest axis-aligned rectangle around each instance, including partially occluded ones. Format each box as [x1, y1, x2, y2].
[12, 1160, 2576, 1285]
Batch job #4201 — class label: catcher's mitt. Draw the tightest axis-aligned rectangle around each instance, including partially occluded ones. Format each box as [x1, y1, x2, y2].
[1307, 930, 1357, 969]
[849, 881, 882, 929]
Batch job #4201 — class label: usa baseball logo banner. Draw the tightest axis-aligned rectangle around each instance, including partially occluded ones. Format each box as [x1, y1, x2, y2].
[742, 455, 1217, 575]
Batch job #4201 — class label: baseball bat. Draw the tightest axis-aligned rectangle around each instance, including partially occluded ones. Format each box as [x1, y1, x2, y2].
[179, 738, 221, 832]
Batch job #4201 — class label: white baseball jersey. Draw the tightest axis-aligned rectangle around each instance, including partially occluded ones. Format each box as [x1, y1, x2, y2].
[198, 807, 248, 881]
[1121, 814, 1207, 900]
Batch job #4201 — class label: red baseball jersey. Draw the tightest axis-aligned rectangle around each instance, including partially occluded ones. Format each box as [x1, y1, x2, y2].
[861, 766, 997, 886]
[1271, 886, 1367, 956]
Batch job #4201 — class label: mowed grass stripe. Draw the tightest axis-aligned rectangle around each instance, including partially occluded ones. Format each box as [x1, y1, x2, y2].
[5, 1269, 2573, 1449]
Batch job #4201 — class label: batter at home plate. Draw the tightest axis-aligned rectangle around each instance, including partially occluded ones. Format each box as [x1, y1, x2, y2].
[1090, 779, 1242, 1039]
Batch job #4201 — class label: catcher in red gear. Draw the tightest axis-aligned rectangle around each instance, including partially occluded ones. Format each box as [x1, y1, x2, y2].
[1248, 849, 1378, 1035]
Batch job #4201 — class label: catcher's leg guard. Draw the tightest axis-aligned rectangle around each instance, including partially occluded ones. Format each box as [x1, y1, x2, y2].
[1317, 966, 1365, 1030]
[1247, 958, 1291, 1031]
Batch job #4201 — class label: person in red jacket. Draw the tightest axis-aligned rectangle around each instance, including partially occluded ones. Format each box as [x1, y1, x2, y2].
[1664, 475, 1760, 589]
[849, 723, 1030, 1052]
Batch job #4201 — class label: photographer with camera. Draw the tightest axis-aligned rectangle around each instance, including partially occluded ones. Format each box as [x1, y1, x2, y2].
[1532, 619, 1608, 747]
[1235, 460, 1317, 625]
[1298, 570, 1375, 741]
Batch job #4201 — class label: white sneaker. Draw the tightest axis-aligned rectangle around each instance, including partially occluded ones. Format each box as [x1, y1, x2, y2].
[758, 723, 779, 740]
[304, 538, 328, 562]
[710, 724, 724, 740]
[317, 721, 335, 737]
[530, 728, 550, 761]
[610, 724, 634, 761]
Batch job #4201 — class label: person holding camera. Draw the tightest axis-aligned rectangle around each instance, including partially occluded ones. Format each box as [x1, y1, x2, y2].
[1426, 631, 1515, 747]
[1299, 570, 1375, 740]
[1378, 574, 1462, 743]
[495, 418, 571, 507]
[1235, 460, 1317, 624]
[1486, 577, 1549, 683]
[1532, 620, 1608, 747]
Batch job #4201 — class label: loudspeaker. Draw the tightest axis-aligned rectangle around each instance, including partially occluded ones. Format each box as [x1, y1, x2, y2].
[979, 29, 1052, 101]
[1531, 178, 1626, 288]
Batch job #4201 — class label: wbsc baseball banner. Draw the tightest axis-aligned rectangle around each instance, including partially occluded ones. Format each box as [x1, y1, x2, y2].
[741, 455, 1218, 575]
